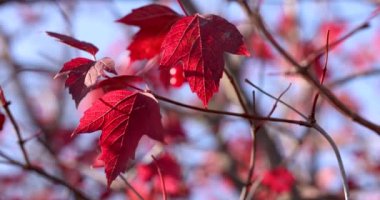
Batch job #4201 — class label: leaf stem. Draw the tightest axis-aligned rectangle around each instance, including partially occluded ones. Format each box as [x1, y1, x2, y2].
[309, 30, 330, 121]
[119, 175, 144, 200]
[152, 92, 309, 127]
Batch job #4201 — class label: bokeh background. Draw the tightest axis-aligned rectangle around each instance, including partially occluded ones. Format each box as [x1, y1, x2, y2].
[0, 0, 380, 199]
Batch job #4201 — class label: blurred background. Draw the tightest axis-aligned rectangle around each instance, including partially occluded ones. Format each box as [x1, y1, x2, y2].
[0, 0, 380, 199]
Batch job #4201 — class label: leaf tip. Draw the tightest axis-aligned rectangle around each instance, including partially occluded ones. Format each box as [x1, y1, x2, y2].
[238, 45, 251, 57]
[45, 31, 54, 36]
[201, 99, 209, 109]
[115, 17, 124, 24]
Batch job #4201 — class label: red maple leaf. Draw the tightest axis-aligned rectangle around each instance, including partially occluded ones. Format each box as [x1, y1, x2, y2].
[72, 90, 164, 186]
[117, 4, 182, 61]
[46, 31, 99, 56]
[55, 57, 116, 106]
[160, 14, 250, 106]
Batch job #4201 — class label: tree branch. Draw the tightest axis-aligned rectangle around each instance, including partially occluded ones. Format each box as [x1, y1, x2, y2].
[238, 0, 380, 136]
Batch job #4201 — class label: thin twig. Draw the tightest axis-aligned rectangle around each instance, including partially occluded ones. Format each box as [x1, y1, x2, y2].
[223, 68, 258, 200]
[238, 0, 380, 136]
[145, 88, 310, 126]
[177, 0, 189, 16]
[242, 83, 292, 199]
[328, 68, 380, 87]
[246, 175, 264, 199]
[0, 87, 31, 166]
[119, 174, 144, 200]
[304, 6, 380, 66]
[310, 30, 330, 120]
[304, 22, 369, 66]
[0, 149, 91, 200]
[245, 79, 307, 119]
[244, 73, 350, 200]
[224, 68, 252, 116]
[312, 125, 349, 200]
[252, 91, 256, 114]
[151, 155, 167, 200]
[267, 83, 292, 117]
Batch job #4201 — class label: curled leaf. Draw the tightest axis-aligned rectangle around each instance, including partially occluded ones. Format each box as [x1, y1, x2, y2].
[46, 31, 99, 56]
[84, 57, 115, 87]
[55, 57, 116, 106]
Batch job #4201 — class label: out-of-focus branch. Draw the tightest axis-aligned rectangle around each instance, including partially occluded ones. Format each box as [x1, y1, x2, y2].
[119, 175, 144, 200]
[0, 149, 92, 200]
[237, 0, 380, 136]
[245, 76, 349, 200]
[328, 68, 380, 87]
[0, 87, 31, 166]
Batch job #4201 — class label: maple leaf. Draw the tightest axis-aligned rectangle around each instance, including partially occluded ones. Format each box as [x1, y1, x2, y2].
[46, 31, 99, 56]
[160, 14, 250, 106]
[117, 4, 181, 61]
[55, 57, 116, 106]
[73, 90, 164, 186]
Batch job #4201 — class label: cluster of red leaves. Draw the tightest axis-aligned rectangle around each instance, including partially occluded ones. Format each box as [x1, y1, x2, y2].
[47, 31, 165, 186]
[261, 166, 295, 193]
[47, 3, 249, 188]
[48, 32, 117, 106]
[127, 153, 188, 199]
[118, 4, 250, 106]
